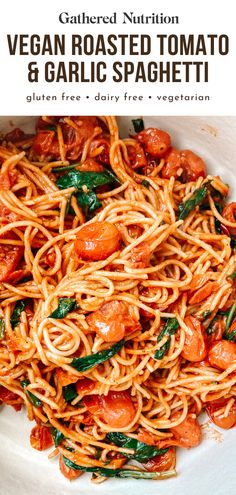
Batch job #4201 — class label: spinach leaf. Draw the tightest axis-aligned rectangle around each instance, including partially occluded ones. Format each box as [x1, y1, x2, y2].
[65, 192, 75, 216]
[53, 163, 81, 173]
[214, 202, 223, 234]
[231, 238, 236, 249]
[50, 426, 65, 446]
[63, 384, 78, 403]
[94, 447, 102, 460]
[71, 340, 124, 372]
[215, 218, 223, 235]
[205, 316, 218, 336]
[224, 328, 236, 342]
[56, 169, 119, 218]
[56, 170, 119, 191]
[202, 310, 212, 321]
[106, 432, 167, 462]
[48, 298, 77, 319]
[63, 457, 176, 479]
[154, 339, 171, 360]
[21, 379, 42, 408]
[10, 300, 26, 329]
[46, 125, 57, 132]
[154, 318, 179, 360]
[229, 271, 236, 280]
[132, 118, 144, 133]
[178, 183, 210, 220]
[225, 302, 236, 333]
[214, 202, 223, 214]
[141, 179, 150, 188]
[210, 304, 236, 341]
[66, 190, 102, 218]
[0, 319, 5, 340]
[157, 318, 180, 342]
[212, 202, 236, 243]
[75, 190, 102, 218]
[222, 302, 236, 341]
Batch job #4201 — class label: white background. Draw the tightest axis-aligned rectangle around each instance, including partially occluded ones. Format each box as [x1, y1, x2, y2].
[0, 0, 235, 115]
[1, 114, 236, 495]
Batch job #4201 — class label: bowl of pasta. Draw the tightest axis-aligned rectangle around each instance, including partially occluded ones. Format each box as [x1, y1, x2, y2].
[0, 115, 236, 495]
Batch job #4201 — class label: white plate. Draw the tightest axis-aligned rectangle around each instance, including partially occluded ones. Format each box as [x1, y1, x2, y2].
[1, 116, 236, 495]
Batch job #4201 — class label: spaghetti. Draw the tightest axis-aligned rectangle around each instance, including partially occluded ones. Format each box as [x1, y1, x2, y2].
[0, 116, 236, 483]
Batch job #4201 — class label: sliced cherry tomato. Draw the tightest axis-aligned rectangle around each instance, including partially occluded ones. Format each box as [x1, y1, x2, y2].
[83, 395, 103, 416]
[189, 273, 210, 292]
[180, 150, 206, 182]
[0, 203, 20, 224]
[222, 203, 236, 236]
[4, 269, 30, 284]
[89, 138, 110, 164]
[76, 378, 95, 395]
[4, 128, 34, 144]
[64, 117, 98, 161]
[0, 386, 22, 411]
[86, 300, 141, 342]
[106, 452, 127, 469]
[56, 368, 79, 387]
[137, 128, 171, 158]
[30, 425, 53, 451]
[75, 222, 121, 262]
[170, 413, 202, 448]
[33, 117, 98, 160]
[137, 429, 156, 445]
[161, 148, 182, 179]
[143, 447, 176, 472]
[130, 241, 151, 268]
[76, 158, 104, 173]
[181, 316, 208, 362]
[189, 281, 219, 305]
[70, 116, 98, 138]
[127, 142, 147, 169]
[208, 340, 236, 370]
[0, 241, 24, 283]
[59, 454, 82, 480]
[101, 390, 135, 428]
[33, 130, 55, 156]
[206, 398, 236, 429]
[84, 390, 135, 428]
